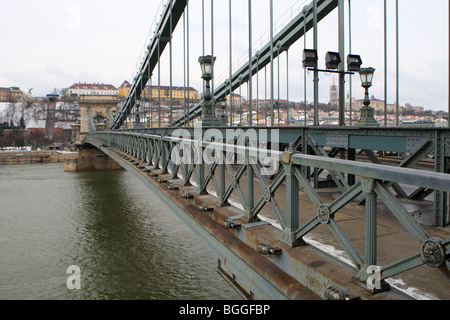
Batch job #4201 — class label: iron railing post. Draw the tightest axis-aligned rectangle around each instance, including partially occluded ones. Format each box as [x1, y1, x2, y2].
[435, 130, 448, 227]
[281, 143, 304, 247]
[217, 156, 229, 207]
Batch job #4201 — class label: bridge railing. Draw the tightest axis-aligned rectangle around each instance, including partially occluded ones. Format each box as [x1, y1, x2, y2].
[86, 130, 450, 293]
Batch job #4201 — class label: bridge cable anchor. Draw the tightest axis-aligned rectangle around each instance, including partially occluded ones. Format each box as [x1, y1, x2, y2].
[221, 220, 241, 230]
[324, 286, 359, 300]
[181, 192, 193, 199]
[256, 242, 282, 258]
[198, 203, 213, 212]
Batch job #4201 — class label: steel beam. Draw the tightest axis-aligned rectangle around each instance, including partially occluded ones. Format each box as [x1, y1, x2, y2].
[111, 0, 188, 130]
[87, 139, 319, 300]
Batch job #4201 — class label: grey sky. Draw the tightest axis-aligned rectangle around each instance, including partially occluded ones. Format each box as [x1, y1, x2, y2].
[0, 0, 448, 111]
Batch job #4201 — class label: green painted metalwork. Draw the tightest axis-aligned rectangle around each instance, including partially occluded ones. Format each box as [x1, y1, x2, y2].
[111, 0, 188, 130]
[80, 0, 450, 299]
[85, 131, 450, 295]
[111, 126, 449, 226]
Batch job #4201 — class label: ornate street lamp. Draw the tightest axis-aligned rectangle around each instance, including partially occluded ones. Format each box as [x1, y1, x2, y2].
[356, 67, 379, 127]
[134, 99, 142, 128]
[360, 67, 375, 88]
[198, 55, 217, 126]
[199, 55, 215, 81]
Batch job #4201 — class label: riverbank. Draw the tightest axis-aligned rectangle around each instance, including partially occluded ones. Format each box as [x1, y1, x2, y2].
[0, 150, 78, 165]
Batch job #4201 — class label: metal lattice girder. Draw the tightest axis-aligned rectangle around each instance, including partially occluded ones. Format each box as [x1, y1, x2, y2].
[85, 131, 450, 295]
[308, 128, 440, 154]
[307, 134, 350, 193]
[251, 162, 286, 227]
[288, 153, 449, 192]
[363, 139, 435, 198]
[115, 127, 448, 156]
[409, 187, 434, 201]
[435, 130, 448, 227]
[363, 149, 408, 198]
[293, 166, 365, 263]
[106, 130, 450, 193]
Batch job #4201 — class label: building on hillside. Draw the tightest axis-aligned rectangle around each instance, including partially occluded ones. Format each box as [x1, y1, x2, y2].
[118, 81, 199, 101]
[0, 87, 24, 102]
[118, 81, 132, 97]
[404, 103, 425, 115]
[226, 94, 245, 107]
[348, 95, 397, 114]
[65, 82, 118, 98]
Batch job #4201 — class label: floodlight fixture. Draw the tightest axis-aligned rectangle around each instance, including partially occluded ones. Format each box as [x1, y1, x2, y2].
[325, 51, 341, 70]
[347, 54, 363, 72]
[302, 49, 318, 69]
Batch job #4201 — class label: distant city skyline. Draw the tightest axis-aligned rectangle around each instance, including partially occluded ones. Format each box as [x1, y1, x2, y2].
[0, 0, 448, 112]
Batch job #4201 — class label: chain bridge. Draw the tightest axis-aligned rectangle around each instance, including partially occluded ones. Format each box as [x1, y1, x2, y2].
[71, 0, 449, 300]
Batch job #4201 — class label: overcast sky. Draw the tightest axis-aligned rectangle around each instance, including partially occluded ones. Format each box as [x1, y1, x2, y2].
[0, 0, 448, 111]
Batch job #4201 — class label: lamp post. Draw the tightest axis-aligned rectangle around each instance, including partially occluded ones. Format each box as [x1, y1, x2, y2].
[356, 67, 379, 127]
[134, 99, 142, 128]
[198, 55, 218, 127]
[45, 93, 59, 140]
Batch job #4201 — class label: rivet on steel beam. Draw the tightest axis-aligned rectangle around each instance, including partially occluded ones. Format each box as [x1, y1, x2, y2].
[167, 184, 179, 191]
[324, 286, 352, 300]
[157, 178, 168, 184]
[198, 203, 213, 212]
[182, 192, 193, 199]
[257, 242, 282, 258]
[221, 220, 241, 230]
[149, 173, 159, 177]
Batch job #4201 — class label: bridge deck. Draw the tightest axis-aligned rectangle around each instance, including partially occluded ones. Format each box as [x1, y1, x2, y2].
[100, 143, 449, 300]
[257, 187, 449, 299]
[199, 166, 450, 300]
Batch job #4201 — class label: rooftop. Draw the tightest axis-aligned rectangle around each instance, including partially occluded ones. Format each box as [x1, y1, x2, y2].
[68, 82, 118, 91]
[119, 80, 198, 92]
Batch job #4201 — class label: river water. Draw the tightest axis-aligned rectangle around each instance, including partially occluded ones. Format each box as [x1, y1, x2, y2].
[0, 163, 242, 300]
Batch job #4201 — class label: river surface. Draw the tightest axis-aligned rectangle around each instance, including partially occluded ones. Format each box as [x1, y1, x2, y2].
[0, 163, 242, 300]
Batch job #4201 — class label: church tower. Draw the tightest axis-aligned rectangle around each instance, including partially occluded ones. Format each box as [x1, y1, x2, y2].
[330, 77, 338, 107]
